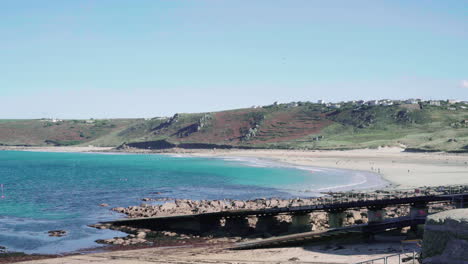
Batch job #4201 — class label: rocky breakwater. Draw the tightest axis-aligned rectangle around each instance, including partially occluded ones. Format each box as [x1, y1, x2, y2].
[91, 223, 214, 247]
[421, 208, 468, 264]
[92, 187, 456, 244]
[114, 198, 348, 227]
[110, 194, 446, 233]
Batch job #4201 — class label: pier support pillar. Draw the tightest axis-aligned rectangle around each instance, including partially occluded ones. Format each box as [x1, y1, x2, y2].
[199, 217, 222, 233]
[167, 216, 221, 234]
[328, 211, 346, 228]
[409, 202, 428, 236]
[410, 203, 428, 219]
[367, 207, 385, 224]
[256, 215, 279, 233]
[224, 217, 251, 235]
[289, 214, 311, 233]
[454, 197, 468, 209]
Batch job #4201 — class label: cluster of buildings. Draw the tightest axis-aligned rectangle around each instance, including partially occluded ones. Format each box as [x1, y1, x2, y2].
[316, 99, 468, 109]
[40, 118, 63, 123]
[254, 99, 468, 111]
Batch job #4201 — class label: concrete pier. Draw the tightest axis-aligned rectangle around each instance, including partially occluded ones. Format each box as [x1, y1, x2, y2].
[256, 215, 279, 233]
[409, 202, 428, 235]
[102, 191, 468, 238]
[168, 216, 221, 233]
[328, 211, 346, 228]
[224, 216, 250, 234]
[409, 203, 428, 219]
[367, 207, 385, 223]
[289, 214, 311, 232]
[454, 196, 468, 209]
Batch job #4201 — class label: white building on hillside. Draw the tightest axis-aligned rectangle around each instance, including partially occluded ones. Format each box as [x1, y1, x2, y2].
[405, 99, 418, 104]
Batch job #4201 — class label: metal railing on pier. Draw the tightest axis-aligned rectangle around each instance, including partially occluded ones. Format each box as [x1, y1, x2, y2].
[354, 251, 419, 264]
[315, 185, 468, 206]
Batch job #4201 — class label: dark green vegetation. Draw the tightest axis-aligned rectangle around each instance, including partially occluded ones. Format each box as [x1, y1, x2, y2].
[1, 101, 468, 152]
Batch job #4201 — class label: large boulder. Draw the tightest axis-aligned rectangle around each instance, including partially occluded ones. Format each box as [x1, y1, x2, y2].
[422, 209, 468, 263]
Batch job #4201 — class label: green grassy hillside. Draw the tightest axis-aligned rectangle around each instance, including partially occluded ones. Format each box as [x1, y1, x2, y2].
[1, 101, 468, 152]
[0, 119, 141, 147]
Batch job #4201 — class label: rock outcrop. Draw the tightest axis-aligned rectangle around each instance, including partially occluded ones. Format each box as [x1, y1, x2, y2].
[422, 208, 468, 264]
[48, 230, 67, 237]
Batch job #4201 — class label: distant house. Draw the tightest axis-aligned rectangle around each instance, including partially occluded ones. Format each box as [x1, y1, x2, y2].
[448, 107, 457, 111]
[405, 99, 418, 104]
[317, 99, 326, 105]
[429, 100, 441, 106]
[447, 99, 459, 104]
[367, 100, 378, 106]
[356, 100, 365, 105]
[286, 102, 299, 108]
[330, 104, 341, 109]
[379, 99, 393, 106]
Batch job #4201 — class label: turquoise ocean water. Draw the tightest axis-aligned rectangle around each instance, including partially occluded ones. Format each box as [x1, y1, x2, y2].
[0, 150, 384, 254]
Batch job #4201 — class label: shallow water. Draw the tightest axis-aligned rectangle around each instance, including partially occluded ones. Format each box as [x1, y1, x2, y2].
[0, 150, 384, 254]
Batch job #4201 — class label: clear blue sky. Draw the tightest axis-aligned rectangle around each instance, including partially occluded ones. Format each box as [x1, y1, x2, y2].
[1, 0, 467, 118]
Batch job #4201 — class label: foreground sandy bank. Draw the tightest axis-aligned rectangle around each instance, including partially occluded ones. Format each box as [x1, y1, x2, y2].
[168, 147, 468, 189]
[15, 241, 418, 264]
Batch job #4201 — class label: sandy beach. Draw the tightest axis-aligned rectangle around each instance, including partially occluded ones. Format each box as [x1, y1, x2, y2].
[179, 147, 468, 189]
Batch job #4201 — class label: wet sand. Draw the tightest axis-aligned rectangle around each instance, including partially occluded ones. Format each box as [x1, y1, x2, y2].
[180, 147, 468, 189]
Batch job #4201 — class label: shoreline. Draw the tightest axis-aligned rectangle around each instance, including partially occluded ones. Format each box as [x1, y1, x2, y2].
[173, 154, 390, 193]
[162, 147, 468, 189]
[0, 146, 387, 195]
[0, 146, 390, 194]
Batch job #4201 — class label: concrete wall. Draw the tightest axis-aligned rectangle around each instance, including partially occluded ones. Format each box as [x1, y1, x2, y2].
[422, 209, 468, 264]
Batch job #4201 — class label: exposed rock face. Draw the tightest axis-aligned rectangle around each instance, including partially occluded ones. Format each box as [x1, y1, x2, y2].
[172, 113, 213, 138]
[48, 230, 67, 237]
[422, 209, 468, 264]
[151, 113, 179, 134]
[0, 245, 7, 253]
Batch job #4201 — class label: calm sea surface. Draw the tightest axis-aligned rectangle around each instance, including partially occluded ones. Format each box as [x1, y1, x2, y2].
[0, 150, 379, 254]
